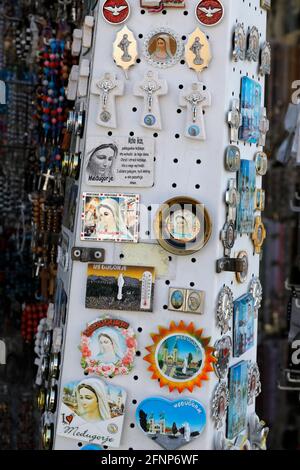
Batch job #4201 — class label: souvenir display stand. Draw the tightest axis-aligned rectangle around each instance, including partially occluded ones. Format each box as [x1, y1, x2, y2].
[47, 0, 269, 451]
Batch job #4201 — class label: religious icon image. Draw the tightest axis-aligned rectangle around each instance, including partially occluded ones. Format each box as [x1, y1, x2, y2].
[195, 0, 224, 27]
[143, 27, 184, 68]
[81, 192, 139, 243]
[179, 82, 211, 140]
[225, 145, 241, 172]
[247, 362, 261, 405]
[232, 23, 246, 62]
[185, 28, 211, 78]
[227, 361, 248, 440]
[233, 293, 255, 358]
[236, 159, 256, 234]
[211, 381, 229, 429]
[102, 0, 130, 25]
[113, 26, 138, 78]
[216, 285, 234, 335]
[80, 316, 137, 378]
[136, 397, 206, 451]
[213, 336, 232, 380]
[254, 188, 265, 212]
[91, 73, 125, 129]
[255, 151, 268, 176]
[246, 26, 260, 62]
[85, 136, 155, 187]
[85, 264, 155, 312]
[239, 77, 262, 144]
[57, 377, 126, 447]
[168, 288, 205, 315]
[259, 42, 271, 76]
[144, 321, 216, 393]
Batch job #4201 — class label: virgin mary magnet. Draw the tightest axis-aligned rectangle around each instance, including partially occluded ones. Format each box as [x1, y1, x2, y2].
[80, 316, 137, 378]
[144, 321, 216, 393]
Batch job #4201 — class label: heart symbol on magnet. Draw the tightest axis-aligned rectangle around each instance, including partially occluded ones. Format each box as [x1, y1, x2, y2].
[136, 397, 206, 450]
[66, 414, 74, 425]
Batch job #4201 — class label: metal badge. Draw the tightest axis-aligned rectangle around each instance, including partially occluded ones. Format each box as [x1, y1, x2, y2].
[225, 146, 240, 172]
[185, 27, 212, 79]
[225, 179, 240, 223]
[213, 336, 232, 379]
[49, 352, 61, 380]
[71, 247, 105, 263]
[216, 286, 234, 335]
[249, 277, 263, 315]
[179, 82, 211, 140]
[232, 23, 246, 62]
[42, 422, 54, 450]
[252, 216, 266, 254]
[211, 381, 229, 429]
[236, 251, 249, 283]
[154, 196, 212, 256]
[168, 288, 205, 314]
[248, 413, 269, 450]
[41, 355, 49, 382]
[255, 151, 268, 176]
[113, 26, 138, 78]
[102, 0, 130, 25]
[37, 387, 46, 412]
[43, 330, 53, 354]
[247, 26, 260, 62]
[260, 42, 271, 76]
[46, 384, 58, 413]
[259, 107, 270, 147]
[195, 0, 224, 27]
[228, 99, 242, 143]
[248, 362, 261, 405]
[221, 220, 237, 257]
[143, 27, 184, 69]
[254, 189, 265, 212]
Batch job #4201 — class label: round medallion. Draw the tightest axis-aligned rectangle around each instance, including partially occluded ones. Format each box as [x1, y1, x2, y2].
[100, 111, 111, 123]
[154, 196, 212, 256]
[144, 321, 216, 393]
[80, 316, 137, 378]
[255, 152, 268, 176]
[188, 125, 200, 137]
[170, 290, 185, 310]
[225, 145, 240, 172]
[102, 0, 130, 25]
[213, 336, 232, 379]
[144, 114, 156, 127]
[143, 27, 184, 69]
[195, 0, 224, 27]
[249, 277, 263, 314]
[216, 286, 234, 335]
[211, 381, 229, 429]
[247, 362, 261, 405]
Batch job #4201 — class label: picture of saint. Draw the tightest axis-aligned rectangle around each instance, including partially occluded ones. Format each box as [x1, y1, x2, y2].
[76, 378, 111, 423]
[148, 33, 177, 64]
[86, 144, 118, 183]
[227, 361, 248, 440]
[167, 210, 200, 243]
[96, 329, 125, 364]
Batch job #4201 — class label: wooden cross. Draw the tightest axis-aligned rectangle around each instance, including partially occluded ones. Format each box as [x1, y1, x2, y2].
[179, 82, 211, 140]
[133, 70, 168, 130]
[91, 73, 125, 129]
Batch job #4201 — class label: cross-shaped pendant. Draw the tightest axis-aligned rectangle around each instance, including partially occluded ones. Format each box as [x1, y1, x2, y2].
[42, 169, 55, 191]
[179, 82, 211, 140]
[91, 73, 125, 129]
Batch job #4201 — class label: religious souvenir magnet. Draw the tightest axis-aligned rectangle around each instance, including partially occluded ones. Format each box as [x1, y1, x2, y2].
[225, 146, 240, 172]
[113, 26, 138, 78]
[249, 277, 262, 315]
[102, 0, 130, 25]
[233, 293, 255, 357]
[239, 77, 262, 144]
[168, 288, 205, 315]
[213, 336, 232, 379]
[140, 0, 185, 9]
[41, 355, 50, 382]
[211, 381, 229, 429]
[179, 82, 211, 140]
[185, 28, 212, 79]
[260, 0, 271, 11]
[232, 23, 246, 62]
[225, 179, 240, 223]
[49, 352, 61, 380]
[42, 422, 54, 450]
[252, 216, 266, 255]
[195, 0, 224, 27]
[91, 73, 125, 129]
[43, 330, 53, 355]
[215, 430, 251, 450]
[144, 321, 216, 393]
[81, 193, 139, 243]
[247, 362, 261, 405]
[154, 196, 212, 256]
[246, 26, 260, 62]
[228, 99, 242, 143]
[57, 377, 126, 448]
[235, 251, 249, 284]
[255, 151, 268, 176]
[143, 27, 184, 69]
[259, 42, 271, 76]
[133, 71, 168, 130]
[254, 189, 265, 212]
[46, 384, 58, 413]
[85, 136, 155, 187]
[221, 220, 237, 257]
[85, 264, 155, 312]
[37, 387, 46, 412]
[259, 107, 270, 147]
[248, 413, 269, 450]
[216, 286, 234, 335]
[237, 160, 256, 234]
[136, 397, 206, 450]
[80, 316, 137, 377]
[227, 361, 248, 440]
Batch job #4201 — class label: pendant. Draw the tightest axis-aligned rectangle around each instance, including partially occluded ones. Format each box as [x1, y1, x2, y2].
[168, 287, 205, 315]
[211, 381, 229, 429]
[255, 151, 268, 175]
[225, 146, 241, 172]
[91, 73, 125, 129]
[113, 26, 138, 79]
[179, 82, 211, 140]
[216, 286, 234, 335]
[185, 28, 212, 79]
[247, 362, 261, 405]
[102, 0, 130, 25]
[195, 0, 224, 27]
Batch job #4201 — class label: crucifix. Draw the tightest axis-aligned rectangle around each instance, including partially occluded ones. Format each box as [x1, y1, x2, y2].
[35, 257, 45, 277]
[133, 70, 168, 130]
[179, 82, 211, 140]
[42, 169, 55, 191]
[91, 73, 125, 129]
[259, 107, 269, 147]
[228, 99, 242, 143]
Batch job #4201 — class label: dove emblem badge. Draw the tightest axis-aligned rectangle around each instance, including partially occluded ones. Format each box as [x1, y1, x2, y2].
[195, 0, 224, 27]
[102, 0, 130, 25]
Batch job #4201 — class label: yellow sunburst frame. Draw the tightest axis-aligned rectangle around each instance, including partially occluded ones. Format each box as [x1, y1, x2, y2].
[144, 320, 216, 393]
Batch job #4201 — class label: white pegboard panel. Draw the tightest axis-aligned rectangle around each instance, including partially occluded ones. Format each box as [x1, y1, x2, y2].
[53, 0, 267, 451]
